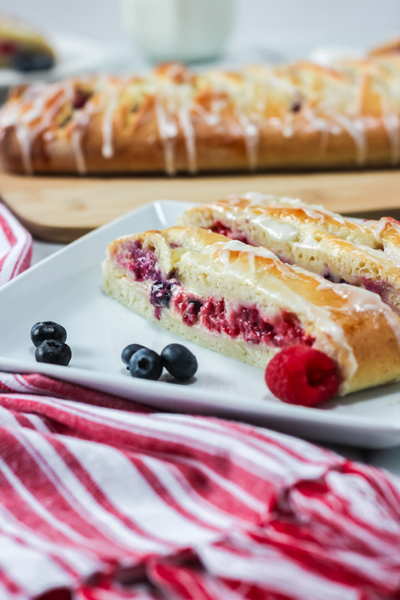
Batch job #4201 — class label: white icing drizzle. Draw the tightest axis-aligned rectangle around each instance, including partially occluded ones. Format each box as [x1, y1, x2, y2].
[332, 114, 367, 165]
[368, 217, 400, 263]
[354, 242, 400, 266]
[219, 239, 279, 260]
[15, 125, 33, 174]
[269, 117, 282, 128]
[178, 100, 197, 173]
[224, 194, 400, 268]
[282, 113, 294, 138]
[317, 279, 400, 352]
[363, 217, 388, 248]
[300, 204, 345, 224]
[4, 55, 400, 176]
[226, 193, 400, 272]
[238, 112, 259, 170]
[102, 88, 119, 159]
[0, 102, 21, 136]
[303, 108, 330, 153]
[251, 216, 299, 242]
[296, 233, 399, 269]
[294, 235, 321, 251]
[204, 98, 226, 126]
[1, 82, 74, 174]
[376, 82, 400, 165]
[155, 97, 178, 175]
[71, 128, 86, 175]
[230, 74, 260, 171]
[303, 108, 328, 133]
[155, 81, 202, 175]
[241, 191, 273, 203]
[70, 106, 94, 175]
[239, 192, 347, 225]
[382, 112, 400, 164]
[373, 217, 400, 240]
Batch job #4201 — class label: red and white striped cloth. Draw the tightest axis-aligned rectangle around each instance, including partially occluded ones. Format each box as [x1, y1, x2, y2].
[1, 205, 400, 600]
[0, 203, 32, 287]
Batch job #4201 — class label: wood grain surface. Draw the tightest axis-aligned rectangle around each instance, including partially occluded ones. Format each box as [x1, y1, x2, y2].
[1, 170, 400, 242]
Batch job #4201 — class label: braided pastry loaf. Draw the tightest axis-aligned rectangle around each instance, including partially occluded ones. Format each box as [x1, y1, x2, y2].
[102, 226, 400, 396]
[2, 41, 400, 174]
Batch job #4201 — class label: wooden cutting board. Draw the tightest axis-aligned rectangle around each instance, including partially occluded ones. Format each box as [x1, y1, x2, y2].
[2, 169, 400, 242]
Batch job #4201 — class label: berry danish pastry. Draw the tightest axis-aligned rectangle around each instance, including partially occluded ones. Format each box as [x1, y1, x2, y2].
[0, 15, 55, 72]
[1, 40, 400, 174]
[179, 193, 400, 316]
[102, 226, 400, 397]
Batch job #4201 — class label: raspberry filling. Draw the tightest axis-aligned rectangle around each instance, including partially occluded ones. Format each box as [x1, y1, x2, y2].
[173, 289, 313, 348]
[201, 299, 312, 347]
[174, 290, 203, 326]
[324, 272, 394, 307]
[211, 221, 250, 244]
[0, 41, 18, 56]
[117, 242, 180, 320]
[73, 89, 92, 110]
[121, 240, 162, 282]
[362, 277, 387, 296]
[119, 242, 313, 347]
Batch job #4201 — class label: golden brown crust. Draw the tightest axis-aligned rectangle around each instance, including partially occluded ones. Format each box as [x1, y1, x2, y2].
[103, 225, 400, 395]
[0, 117, 394, 175]
[369, 38, 400, 57]
[3, 44, 400, 174]
[179, 194, 400, 316]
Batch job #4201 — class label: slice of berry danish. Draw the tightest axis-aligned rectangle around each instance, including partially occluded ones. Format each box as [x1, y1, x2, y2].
[102, 226, 400, 399]
[0, 16, 55, 71]
[179, 193, 400, 315]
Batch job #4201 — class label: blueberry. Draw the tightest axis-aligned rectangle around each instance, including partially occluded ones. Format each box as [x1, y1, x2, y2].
[121, 343, 145, 369]
[129, 348, 163, 381]
[13, 52, 54, 72]
[189, 299, 203, 313]
[161, 344, 197, 381]
[150, 281, 173, 308]
[31, 321, 67, 347]
[35, 340, 72, 366]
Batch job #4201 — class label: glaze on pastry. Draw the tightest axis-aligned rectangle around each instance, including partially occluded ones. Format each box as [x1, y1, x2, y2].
[2, 40, 400, 174]
[102, 226, 400, 395]
[179, 193, 400, 316]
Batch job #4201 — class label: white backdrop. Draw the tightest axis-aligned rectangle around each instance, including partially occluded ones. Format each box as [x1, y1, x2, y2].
[0, 0, 399, 53]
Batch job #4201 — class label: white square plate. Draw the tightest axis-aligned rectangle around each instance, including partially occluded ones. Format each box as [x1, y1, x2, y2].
[2, 200, 400, 449]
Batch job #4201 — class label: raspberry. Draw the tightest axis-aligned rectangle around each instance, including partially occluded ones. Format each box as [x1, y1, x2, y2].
[211, 221, 249, 244]
[265, 346, 340, 406]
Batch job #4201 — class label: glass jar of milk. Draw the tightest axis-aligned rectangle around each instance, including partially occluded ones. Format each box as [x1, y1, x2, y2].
[120, 0, 235, 63]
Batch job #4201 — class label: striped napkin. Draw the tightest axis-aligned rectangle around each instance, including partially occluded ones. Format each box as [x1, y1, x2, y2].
[0, 203, 32, 287]
[1, 204, 400, 600]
